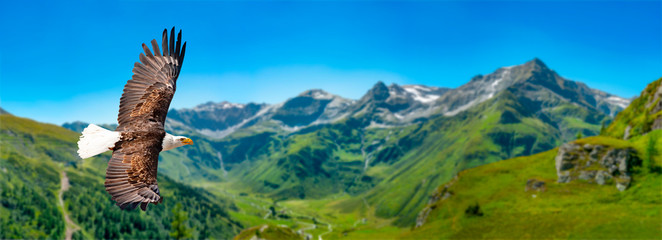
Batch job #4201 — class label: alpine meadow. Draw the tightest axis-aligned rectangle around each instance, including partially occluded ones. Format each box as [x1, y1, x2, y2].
[1, 1, 661, 240]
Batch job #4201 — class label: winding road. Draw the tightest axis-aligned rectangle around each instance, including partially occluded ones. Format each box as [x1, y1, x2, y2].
[318, 224, 333, 240]
[296, 221, 315, 240]
[59, 171, 81, 240]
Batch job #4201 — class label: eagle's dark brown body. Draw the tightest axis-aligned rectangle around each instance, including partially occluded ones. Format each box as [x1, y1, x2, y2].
[103, 27, 186, 211]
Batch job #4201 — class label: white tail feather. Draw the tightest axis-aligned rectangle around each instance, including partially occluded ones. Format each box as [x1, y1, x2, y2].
[77, 124, 121, 159]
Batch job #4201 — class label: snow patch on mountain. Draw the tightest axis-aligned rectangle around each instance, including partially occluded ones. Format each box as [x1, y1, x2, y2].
[443, 67, 513, 116]
[299, 89, 335, 100]
[402, 85, 442, 103]
[198, 103, 281, 138]
[605, 96, 630, 109]
[367, 121, 396, 129]
[488, 67, 511, 99]
[193, 102, 245, 112]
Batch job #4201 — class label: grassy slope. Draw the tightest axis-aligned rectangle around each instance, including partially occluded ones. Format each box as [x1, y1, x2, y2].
[605, 78, 661, 139]
[405, 78, 662, 238]
[0, 115, 76, 239]
[205, 88, 599, 231]
[0, 114, 241, 239]
[218, 87, 604, 227]
[233, 224, 303, 240]
[157, 84, 607, 230]
[184, 87, 604, 231]
[362, 90, 566, 226]
[224, 78, 648, 239]
[406, 132, 661, 239]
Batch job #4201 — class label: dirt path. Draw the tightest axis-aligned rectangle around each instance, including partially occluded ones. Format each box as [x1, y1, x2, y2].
[59, 171, 81, 240]
[296, 221, 315, 240]
[318, 224, 332, 240]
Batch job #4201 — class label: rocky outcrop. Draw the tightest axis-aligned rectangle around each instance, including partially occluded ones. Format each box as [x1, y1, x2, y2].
[556, 142, 638, 191]
[649, 81, 662, 131]
[653, 118, 662, 131]
[414, 176, 457, 228]
[349, 82, 450, 125]
[623, 125, 632, 140]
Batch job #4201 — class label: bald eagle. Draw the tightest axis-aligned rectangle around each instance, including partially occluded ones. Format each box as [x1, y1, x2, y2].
[77, 27, 192, 211]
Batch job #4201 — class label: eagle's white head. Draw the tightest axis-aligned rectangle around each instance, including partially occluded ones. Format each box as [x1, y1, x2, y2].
[162, 133, 194, 151]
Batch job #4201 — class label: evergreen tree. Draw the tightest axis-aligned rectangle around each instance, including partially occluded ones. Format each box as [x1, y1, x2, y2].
[600, 119, 607, 135]
[169, 203, 192, 240]
[269, 206, 277, 219]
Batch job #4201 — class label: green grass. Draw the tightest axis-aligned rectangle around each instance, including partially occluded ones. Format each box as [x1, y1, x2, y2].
[0, 115, 71, 239]
[223, 131, 662, 240]
[563, 116, 601, 132]
[573, 136, 632, 149]
[150, 87, 611, 232]
[223, 77, 661, 239]
[362, 90, 565, 226]
[406, 131, 662, 239]
[234, 224, 303, 240]
[402, 80, 662, 238]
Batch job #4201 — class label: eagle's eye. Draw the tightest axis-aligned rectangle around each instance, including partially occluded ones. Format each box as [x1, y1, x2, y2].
[179, 137, 194, 145]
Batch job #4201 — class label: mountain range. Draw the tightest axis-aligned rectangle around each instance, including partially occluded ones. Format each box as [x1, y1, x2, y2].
[164, 59, 627, 140]
[407, 77, 661, 239]
[137, 58, 632, 225]
[14, 58, 656, 239]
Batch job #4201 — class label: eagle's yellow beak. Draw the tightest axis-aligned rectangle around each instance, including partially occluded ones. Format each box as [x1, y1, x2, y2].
[181, 138, 194, 145]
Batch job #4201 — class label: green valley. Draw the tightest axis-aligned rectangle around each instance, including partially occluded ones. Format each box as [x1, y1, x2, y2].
[3, 61, 659, 240]
[160, 59, 619, 229]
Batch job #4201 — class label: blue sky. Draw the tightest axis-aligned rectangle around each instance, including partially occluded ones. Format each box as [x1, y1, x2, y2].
[1, 1, 660, 125]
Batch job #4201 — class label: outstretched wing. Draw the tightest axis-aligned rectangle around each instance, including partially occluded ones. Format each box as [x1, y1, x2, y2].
[116, 27, 186, 132]
[105, 132, 163, 210]
[105, 28, 186, 210]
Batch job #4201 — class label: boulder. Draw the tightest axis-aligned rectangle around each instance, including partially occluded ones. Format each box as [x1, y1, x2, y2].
[525, 179, 546, 192]
[595, 170, 612, 185]
[555, 142, 638, 191]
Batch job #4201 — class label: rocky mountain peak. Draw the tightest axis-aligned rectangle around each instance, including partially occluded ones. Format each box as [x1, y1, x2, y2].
[166, 101, 269, 138]
[298, 89, 334, 100]
[163, 59, 630, 139]
[365, 81, 390, 102]
[438, 58, 629, 118]
[524, 57, 549, 71]
[388, 83, 406, 95]
[273, 89, 351, 128]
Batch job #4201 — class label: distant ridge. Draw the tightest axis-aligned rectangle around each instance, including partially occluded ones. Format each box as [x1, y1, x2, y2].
[62, 121, 118, 133]
[165, 58, 629, 139]
[0, 107, 10, 115]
